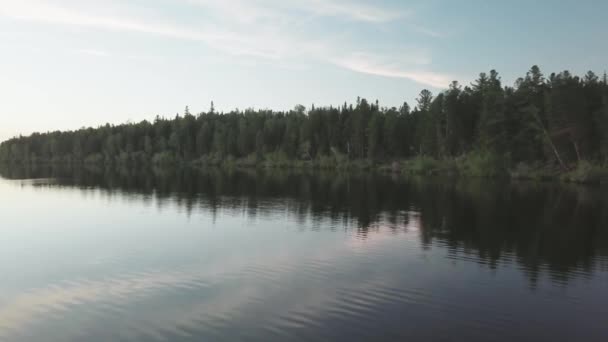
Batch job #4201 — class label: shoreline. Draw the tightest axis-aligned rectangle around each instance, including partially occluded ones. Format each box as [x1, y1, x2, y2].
[2, 155, 607, 185]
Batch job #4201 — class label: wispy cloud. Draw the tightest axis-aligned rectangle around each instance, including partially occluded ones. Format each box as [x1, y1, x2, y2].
[333, 53, 452, 88]
[0, 0, 450, 88]
[413, 25, 447, 38]
[74, 48, 112, 57]
[0, 2, 213, 39]
[187, 0, 405, 23]
[292, 0, 405, 22]
[0, 0, 286, 59]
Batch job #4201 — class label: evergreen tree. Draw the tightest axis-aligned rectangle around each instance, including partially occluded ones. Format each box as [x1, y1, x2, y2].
[478, 70, 507, 153]
[1, 67, 606, 174]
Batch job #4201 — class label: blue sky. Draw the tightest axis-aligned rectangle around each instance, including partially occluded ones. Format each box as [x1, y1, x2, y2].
[1, 0, 607, 142]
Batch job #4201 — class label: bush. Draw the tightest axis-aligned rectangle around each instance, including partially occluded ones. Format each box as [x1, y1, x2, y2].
[84, 153, 105, 165]
[234, 154, 259, 168]
[509, 162, 555, 180]
[561, 161, 608, 184]
[263, 151, 291, 168]
[316, 155, 338, 169]
[457, 151, 509, 178]
[152, 152, 176, 165]
[116, 152, 131, 165]
[404, 156, 442, 175]
[192, 154, 223, 167]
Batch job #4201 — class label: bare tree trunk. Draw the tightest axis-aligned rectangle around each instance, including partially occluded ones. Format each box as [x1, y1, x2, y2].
[572, 140, 582, 162]
[436, 122, 442, 158]
[531, 110, 569, 172]
[546, 132, 568, 171]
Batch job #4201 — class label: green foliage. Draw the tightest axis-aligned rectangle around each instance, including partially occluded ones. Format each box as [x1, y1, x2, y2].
[152, 152, 177, 165]
[262, 151, 292, 169]
[477, 70, 508, 153]
[316, 155, 338, 169]
[83, 153, 105, 165]
[193, 153, 224, 167]
[509, 162, 556, 181]
[456, 151, 509, 178]
[2, 66, 608, 181]
[403, 156, 443, 175]
[561, 161, 608, 184]
[233, 154, 259, 168]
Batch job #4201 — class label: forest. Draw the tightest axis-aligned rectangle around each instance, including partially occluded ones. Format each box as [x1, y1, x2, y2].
[2, 66, 608, 181]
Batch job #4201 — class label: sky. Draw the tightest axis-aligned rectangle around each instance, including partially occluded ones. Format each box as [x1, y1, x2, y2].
[1, 0, 607, 142]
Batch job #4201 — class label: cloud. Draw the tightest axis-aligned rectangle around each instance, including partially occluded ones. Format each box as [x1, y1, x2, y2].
[332, 53, 451, 89]
[0, 2, 210, 39]
[187, 0, 405, 23]
[0, 0, 287, 59]
[290, 0, 405, 22]
[0, 0, 450, 88]
[413, 25, 446, 38]
[75, 48, 112, 57]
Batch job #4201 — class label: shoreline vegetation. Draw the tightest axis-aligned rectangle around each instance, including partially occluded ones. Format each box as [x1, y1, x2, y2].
[2, 154, 607, 185]
[2, 66, 608, 184]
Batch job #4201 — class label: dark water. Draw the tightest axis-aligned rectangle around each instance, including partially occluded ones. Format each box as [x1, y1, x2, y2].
[1, 165, 607, 342]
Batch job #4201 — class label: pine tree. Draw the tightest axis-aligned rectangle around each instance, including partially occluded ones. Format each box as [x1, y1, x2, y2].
[478, 70, 507, 153]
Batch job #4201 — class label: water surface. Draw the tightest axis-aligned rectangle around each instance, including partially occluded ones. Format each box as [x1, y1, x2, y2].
[1, 165, 607, 341]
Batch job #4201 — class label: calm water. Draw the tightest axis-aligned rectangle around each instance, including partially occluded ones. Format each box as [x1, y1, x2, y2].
[0, 165, 607, 341]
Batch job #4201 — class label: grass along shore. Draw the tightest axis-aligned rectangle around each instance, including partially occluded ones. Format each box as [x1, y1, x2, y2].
[3, 150, 608, 185]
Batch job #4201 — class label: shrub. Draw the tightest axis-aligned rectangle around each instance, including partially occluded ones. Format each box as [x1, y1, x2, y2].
[561, 161, 608, 184]
[84, 153, 105, 165]
[457, 151, 509, 178]
[316, 155, 338, 169]
[152, 152, 176, 165]
[509, 162, 555, 180]
[263, 151, 291, 168]
[404, 156, 442, 175]
[234, 154, 258, 168]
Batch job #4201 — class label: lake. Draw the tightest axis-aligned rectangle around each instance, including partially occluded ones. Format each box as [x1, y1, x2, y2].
[0, 165, 607, 341]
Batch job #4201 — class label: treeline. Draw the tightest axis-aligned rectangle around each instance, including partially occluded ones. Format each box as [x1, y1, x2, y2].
[2, 66, 608, 174]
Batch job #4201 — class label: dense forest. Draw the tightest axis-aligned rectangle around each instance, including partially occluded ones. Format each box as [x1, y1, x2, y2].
[2, 66, 608, 179]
